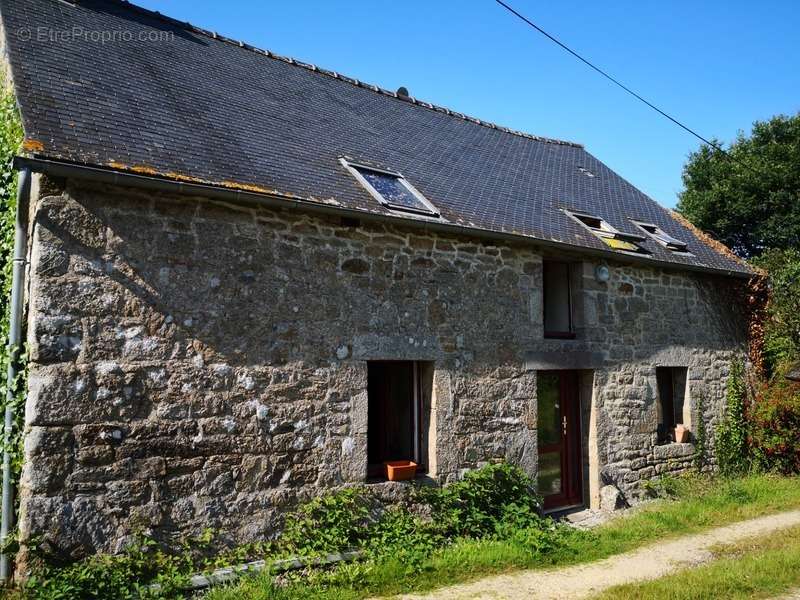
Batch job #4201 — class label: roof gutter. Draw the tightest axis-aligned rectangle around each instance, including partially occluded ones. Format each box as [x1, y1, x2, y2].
[14, 156, 752, 280]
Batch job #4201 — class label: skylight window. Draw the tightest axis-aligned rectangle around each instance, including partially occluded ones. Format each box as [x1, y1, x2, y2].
[632, 221, 690, 253]
[341, 159, 439, 217]
[566, 210, 650, 254]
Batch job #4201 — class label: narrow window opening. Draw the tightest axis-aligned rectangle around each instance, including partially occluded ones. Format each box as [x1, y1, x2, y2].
[367, 361, 432, 479]
[565, 210, 650, 254]
[543, 261, 575, 339]
[656, 367, 688, 443]
[340, 216, 361, 228]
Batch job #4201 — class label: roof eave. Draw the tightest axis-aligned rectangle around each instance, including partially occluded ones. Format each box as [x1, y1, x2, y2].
[15, 156, 754, 280]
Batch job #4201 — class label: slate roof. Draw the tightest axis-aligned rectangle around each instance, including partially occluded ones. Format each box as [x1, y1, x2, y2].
[0, 0, 751, 275]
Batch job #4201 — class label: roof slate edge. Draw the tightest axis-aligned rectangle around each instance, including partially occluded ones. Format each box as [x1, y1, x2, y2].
[107, 0, 582, 148]
[16, 155, 754, 279]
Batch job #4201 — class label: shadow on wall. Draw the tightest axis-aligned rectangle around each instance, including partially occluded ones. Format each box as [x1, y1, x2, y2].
[21, 181, 541, 560]
[31, 184, 537, 369]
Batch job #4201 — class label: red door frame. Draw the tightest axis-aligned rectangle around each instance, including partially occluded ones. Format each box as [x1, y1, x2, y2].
[538, 370, 583, 511]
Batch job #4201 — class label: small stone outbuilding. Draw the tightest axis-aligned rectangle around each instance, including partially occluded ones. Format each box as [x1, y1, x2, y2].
[0, 0, 752, 564]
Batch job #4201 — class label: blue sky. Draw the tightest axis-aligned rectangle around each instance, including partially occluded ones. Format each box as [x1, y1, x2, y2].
[136, 0, 799, 208]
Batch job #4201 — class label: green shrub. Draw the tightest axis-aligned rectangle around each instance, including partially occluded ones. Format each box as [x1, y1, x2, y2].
[427, 462, 542, 538]
[21, 538, 189, 600]
[364, 507, 440, 572]
[749, 378, 800, 474]
[281, 486, 374, 555]
[752, 249, 800, 375]
[716, 360, 751, 476]
[280, 462, 545, 562]
[491, 502, 571, 558]
[19, 463, 551, 597]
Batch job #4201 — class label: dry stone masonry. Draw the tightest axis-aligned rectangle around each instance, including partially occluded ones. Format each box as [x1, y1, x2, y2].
[19, 179, 746, 560]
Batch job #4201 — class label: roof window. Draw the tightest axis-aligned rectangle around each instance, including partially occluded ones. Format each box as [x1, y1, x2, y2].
[341, 159, 439, 217]
[566, 210, 650, 253]
[631, 221, 689, 253]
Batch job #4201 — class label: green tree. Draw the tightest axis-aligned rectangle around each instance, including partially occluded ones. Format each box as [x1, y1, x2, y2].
[677, 113, 800, 259]
[752, 249, 800, 370]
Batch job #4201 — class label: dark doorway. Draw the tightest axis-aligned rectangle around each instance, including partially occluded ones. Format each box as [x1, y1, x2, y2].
[537, 370, 583, 510]
[368, 361, 425, 477]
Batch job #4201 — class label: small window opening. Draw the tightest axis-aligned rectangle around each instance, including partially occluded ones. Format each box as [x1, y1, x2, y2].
[566, 210, 650, 254]
[656, 367, 688, 443]
[543, 261, 575, 339]
[367, 361, 432, 478]
[340, 216, 361, 228]
[577, 166, 595, 178]
[632, 220, 690, 253]
[341, 159, 439, 217]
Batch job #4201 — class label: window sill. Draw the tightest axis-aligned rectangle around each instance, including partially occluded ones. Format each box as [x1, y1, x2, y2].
[653, 441, 695, 460]
[365, 473, 436, 486]
[544, 331, 577, 340]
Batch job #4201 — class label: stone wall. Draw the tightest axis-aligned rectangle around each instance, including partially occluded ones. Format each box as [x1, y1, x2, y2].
[18, 179, 746, 560]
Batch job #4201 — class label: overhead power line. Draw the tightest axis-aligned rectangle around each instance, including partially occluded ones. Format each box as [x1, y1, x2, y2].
[494, 0, 731, 157]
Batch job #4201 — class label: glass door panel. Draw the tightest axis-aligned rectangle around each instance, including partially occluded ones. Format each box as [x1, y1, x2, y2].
[538, 450, 563, 496]
[537, 372, 564, 498]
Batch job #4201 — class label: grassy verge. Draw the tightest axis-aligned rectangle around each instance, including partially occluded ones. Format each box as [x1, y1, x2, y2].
[593, 524, 800, 600]
[205, 474, 800, 600]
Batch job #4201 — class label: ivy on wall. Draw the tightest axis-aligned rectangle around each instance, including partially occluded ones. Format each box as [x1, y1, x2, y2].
[0, 86, 25, 538]
[715, 360, 750, 476]
[693, 390, 708, 472]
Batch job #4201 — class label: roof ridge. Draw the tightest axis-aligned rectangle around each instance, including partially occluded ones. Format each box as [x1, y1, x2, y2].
[106, 0, 583, 148]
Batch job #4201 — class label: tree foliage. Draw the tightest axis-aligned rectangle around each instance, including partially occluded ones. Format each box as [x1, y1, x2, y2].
[749, 378, 800, 475]
[676, 113, 800, 259]
[752, 249, 800, 371]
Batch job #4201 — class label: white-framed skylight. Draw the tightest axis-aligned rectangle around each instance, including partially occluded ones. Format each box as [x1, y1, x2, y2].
[340, 159, 439, 217]
[631, 220, 690, 253]
[564, 209, 650, 254]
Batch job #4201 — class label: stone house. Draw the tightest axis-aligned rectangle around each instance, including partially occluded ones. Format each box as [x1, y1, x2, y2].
[0, 0, 752, 564]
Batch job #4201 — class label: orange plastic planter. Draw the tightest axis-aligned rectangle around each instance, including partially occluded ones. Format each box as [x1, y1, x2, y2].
[384, 460, 417, 481]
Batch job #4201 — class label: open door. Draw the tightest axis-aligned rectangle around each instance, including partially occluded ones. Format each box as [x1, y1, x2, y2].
[537, 370, 583, 511]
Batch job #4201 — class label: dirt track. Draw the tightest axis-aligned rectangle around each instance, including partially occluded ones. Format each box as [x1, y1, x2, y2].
[396, 509, 800, 600]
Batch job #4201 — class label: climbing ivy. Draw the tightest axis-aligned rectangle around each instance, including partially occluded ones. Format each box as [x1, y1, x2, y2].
[715, 360, 750, 476]
[0, 85, 25, 540]
[693, 390, 708, 472]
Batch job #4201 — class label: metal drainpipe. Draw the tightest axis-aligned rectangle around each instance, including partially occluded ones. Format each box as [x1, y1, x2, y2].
[0, 166, 31, 582]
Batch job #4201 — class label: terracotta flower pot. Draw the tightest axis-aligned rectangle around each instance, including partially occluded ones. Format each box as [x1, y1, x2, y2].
[674, 424, 690, 443]
[384, 460, 417, 481]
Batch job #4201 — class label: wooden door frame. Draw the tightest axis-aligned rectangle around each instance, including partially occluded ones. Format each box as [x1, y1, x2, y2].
[539, 369, 583, 511]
